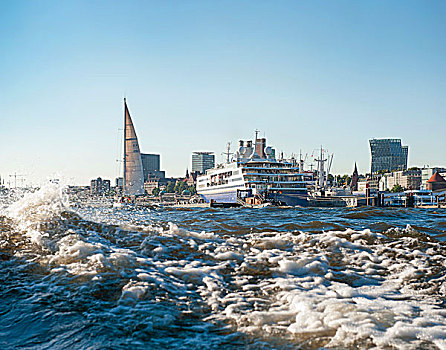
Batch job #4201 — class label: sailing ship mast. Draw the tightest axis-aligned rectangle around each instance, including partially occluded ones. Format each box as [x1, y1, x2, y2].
[123, 99, 127, 191]
[123, 98, 144, 196]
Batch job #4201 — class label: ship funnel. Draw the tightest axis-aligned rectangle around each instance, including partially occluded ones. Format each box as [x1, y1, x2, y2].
[260, 138, 266, 158]
[237, 140, 246, 159]
[265, 146, 274, 159]
[243, 140, 254, 159]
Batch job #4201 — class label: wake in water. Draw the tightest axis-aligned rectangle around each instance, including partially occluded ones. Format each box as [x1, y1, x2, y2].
[1, 185, 446, 349]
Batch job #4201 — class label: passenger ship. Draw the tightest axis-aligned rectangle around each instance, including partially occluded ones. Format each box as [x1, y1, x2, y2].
[196, 136, 315, 206]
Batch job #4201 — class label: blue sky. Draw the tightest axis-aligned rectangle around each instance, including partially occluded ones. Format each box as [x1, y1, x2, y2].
[1, 0, 445, 185]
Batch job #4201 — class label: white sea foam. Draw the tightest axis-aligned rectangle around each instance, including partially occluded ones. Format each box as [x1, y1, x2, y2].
[120, 281, 150, 303]
[3, 188, 446, 348]
[5, 183, 68, 237]
[175, 228, 446, 349]
[166, 222, 219, 240]
[2, 184, 148, 278]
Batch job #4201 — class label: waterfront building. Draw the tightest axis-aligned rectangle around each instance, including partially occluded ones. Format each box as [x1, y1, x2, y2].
[427, 172, 446, 192]
[357, 178, 379, 193]
[115, 177, 123, 195]
[141, 153, 166, 180]
[150, 170, 166, 179]
[380, 170, 421, 191]
[379, 175, 388, 192]
[144, 176, 160, 195]
[369, 139, 408, 173]
[192, 152, 215, 174]
[185, 170, 199, 187]
[90, 177, 111, 195]
[421, 167, 446, 190]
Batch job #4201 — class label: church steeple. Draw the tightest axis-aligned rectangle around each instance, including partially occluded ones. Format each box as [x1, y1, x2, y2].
[351, 162, 359, 191]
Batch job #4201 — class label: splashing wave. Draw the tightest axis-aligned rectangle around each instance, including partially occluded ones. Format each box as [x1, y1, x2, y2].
[1, 186, 446, 349]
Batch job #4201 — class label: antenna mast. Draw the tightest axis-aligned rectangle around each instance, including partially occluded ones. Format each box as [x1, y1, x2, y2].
[222, 142, 232, 163]
[299, 150, 308, 173]
[254, 129, 260, 157]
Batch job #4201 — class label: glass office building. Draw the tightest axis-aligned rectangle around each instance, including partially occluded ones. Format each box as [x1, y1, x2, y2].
[192, 152, 215, 174]
[369, 139, 408, 173]
[141, 153, 165, 180]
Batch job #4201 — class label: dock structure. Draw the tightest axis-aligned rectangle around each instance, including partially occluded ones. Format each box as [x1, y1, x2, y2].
[172, 201, 239, 209]
[131, 190, 446, 209]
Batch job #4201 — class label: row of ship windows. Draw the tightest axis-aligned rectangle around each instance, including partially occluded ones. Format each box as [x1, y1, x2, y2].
[244, 176, 306, 182]
[197, 170, 241, 183]
[197, 182, 306, 189]
[247, 184, 307, 190]
[243, 170, 305, 175]
[245, 184, 307, 189]
[197, 176, 244, 188]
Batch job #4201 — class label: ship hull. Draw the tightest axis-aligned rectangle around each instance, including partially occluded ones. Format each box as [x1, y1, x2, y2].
[267, 192, 309, 207]
[199, 189, 239, 204]
[199, 189, 309, 207]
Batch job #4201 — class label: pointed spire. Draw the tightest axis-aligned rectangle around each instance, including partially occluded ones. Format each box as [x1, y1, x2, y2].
[351, 162, 359, 191]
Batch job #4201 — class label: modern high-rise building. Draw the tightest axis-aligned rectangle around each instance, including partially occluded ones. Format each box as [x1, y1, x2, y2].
[369, 139, 408, 173]
[192, 152, 215, 174]
[90, 177, 111, 195]
[402, 146, 408, 167]
[141, 153, 165, 180]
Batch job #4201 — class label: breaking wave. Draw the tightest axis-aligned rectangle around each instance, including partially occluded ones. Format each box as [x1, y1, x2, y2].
[1, 186, 446, 349]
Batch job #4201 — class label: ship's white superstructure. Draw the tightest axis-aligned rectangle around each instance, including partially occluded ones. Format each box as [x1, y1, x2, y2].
[196, 135, 315, 206]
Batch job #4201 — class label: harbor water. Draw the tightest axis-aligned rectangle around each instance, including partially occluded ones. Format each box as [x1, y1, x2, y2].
[1, 185, 446, 349]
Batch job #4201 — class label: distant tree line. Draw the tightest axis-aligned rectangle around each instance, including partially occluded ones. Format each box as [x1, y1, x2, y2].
[390, 184, 405, 193]
[335, 175, 352, 186]
[151, 181, 196, 196]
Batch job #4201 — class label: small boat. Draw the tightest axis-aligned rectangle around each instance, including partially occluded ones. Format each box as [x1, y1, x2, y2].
[113, 201, 123, 208]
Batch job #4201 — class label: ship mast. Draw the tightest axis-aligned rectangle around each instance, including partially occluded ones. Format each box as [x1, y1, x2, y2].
[123, 98, 127, 193]
[253, 129, 260, 158]
[299, 150, 307, 173]
[222, 142, 232, 163]
[314, 146, 327, 189]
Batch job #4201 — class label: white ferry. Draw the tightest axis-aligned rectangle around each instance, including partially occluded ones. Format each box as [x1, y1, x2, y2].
[196, 136, 315, 206]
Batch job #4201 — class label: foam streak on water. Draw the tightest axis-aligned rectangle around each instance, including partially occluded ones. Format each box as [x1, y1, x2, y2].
[1, 186, 446, 349]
